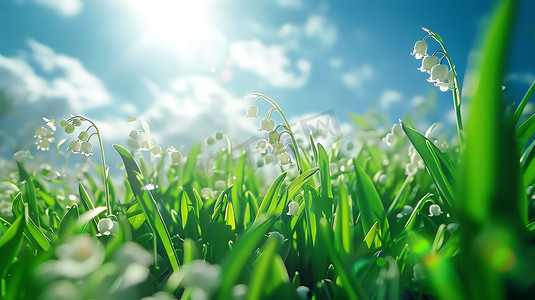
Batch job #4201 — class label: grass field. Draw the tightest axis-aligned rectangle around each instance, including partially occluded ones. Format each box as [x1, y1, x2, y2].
[1, 0, 535, 299]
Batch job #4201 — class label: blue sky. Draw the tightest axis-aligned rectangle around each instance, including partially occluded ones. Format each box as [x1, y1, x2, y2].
[1, 0, 535, 160]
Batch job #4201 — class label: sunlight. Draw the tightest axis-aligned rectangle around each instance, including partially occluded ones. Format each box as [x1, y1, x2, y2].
[131, 0, 214, 49]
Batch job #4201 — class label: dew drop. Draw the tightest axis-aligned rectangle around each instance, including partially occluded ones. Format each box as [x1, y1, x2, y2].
[232, 176, 237, 180]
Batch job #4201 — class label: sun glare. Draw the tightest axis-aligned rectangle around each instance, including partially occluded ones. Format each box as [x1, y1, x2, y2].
[131, 0, 213, 48]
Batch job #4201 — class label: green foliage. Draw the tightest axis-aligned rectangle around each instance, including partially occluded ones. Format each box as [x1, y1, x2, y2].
[1, 1, 535, 299]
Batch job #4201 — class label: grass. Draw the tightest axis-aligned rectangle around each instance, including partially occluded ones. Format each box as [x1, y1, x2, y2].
[1, 0, 535, 299]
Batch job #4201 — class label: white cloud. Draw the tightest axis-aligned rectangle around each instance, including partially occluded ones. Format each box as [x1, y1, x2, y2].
[329, 57, 343, 69]
[505, 72, 535, 86]
[138, 76, 259, 150]
[33, 0, 83, 17]
[304, 15, 337, 47]
[0, 40, 111, 119]
[276, 0, 303, 9]
[379, 90, 403, 109]
[341, 64, 375, 90]
[229, 40, 311, 88]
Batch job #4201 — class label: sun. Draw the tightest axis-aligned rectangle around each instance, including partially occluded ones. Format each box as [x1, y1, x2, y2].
[130, 0, 214, 49]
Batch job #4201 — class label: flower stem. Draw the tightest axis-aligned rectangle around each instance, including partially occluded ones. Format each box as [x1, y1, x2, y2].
[424, 28, 464, 147]
[247, 93, 304, 173]
[69, 115, 111, 216]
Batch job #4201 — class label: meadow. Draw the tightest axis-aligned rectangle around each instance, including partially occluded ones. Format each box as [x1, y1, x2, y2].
[1, 0, 535, 299]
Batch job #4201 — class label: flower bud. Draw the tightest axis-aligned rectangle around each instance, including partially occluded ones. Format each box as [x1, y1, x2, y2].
[140, 140, 150, 150]
[150, 145, 162, 156]
[67, 140, 81, 153]
[411, 40, 428, 59]
[279, 152, 291, 165]
[418, 55, 439, 72]
[98, 218, 114, 236]
[35, 127, 48, 138]
[205, 136, 215, 145]
[267, 130, 279, 144]
[36, 139, 50, 151]
[264, 154, 274, 164]
[383, 133, 398, 146]
[273, 142, 285, 155]
[78, 131, 89, 142]
[215, 180, 226, 190]
[59, 119, 68, 127]
[129, 130, 139, 139]
[391, 123, 403, 137]
[428, 204, 442, 216]
[215, 131, 224, 140]
[260, 118, 275, 131]
[72, 119, 82, 127]
[256, 140, 267, 149]
[405, 162, 418, 177]
[268, 231, 285, 245]
[378, 174, 388, 184]
[126, 116, 137, 123]
[287, 201, 299, 216]
[80, 141, 93, 156]
[65, 124, 75, 134]
[246, 105, 258, 118]
[170, 150, 182, 165]
[428, 64, 449, 83]
[256, 160, 264, 168]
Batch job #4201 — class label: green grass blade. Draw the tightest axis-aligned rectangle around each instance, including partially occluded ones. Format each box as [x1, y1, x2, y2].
[317, 144, 333, 199]
[515, 113, 535, 150]
[58, 203, 79, 237]
[114, 144, 180, 271]
[231, 153, 247, 228]
[0, 204, 27, 279]
[247, 237, 291, 300]
[217, 214, 277, 300]
[255, 172, 287, 220]
[459, 1, 521, 299]
[16, 162, 39, 227]
[277, 167, 319, 214]
[401, 121, 457, 209]
[333, 176, 353, 255]
[513, 81, 535, 126]
[318, 218, 366, 300]
[353, 163, 389, 238]
[79, 182, 100, 227]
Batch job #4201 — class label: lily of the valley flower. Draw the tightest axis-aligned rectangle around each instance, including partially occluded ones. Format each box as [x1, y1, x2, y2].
[78, 131, 89, 142]
[169, 149, 182, 165]
[418, 55, 439, 73]
[80, 141, 93, 156]
[428, 204, 442, 217]
[260, 118, 275, 131]
[428, 64, 449, 83]
[67, 140, 81, 153]
[246, 105, 258, 118]
[279, 152, 291, 165]
[435, 71, 454, 92]
[98, 218, 114, 236]
[287, 201, 299, 216]
[267, 130, 279, 144]
[411, 40, 428, 59]
[272, 142, 286, 155]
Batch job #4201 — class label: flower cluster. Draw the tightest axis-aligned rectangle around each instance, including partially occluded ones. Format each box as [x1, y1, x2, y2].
[247, 102, 292, 167]
[382, 123, 403, 147]
[126, 115, 175, 160]
[411, 34, 455, 92]
[60, 117, 94, 156]
[34, 117, 56, 151]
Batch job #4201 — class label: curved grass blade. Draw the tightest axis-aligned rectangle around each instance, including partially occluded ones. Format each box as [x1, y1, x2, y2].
[255, 172, 287, 221]
[217, 214, 277, 300]
[247, 237, 291, 300]
[401, 121, 457, 209]
[114, 144, 180, 271]
[334, 176, 353, 255]
[16, 162, 39, 227]
[318, 218, 366, 300]
[317, 144, 333, 199]
[58, 203, 79, 237]
[353, 163, 389, 239]
[180, 142, 201, 187]
[277, 167, 319, 215]
[0, 204, 27, 279]
[515, 113, 535, 150]
[79, 183, 100, 227]
[513, 81, 535, 126]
